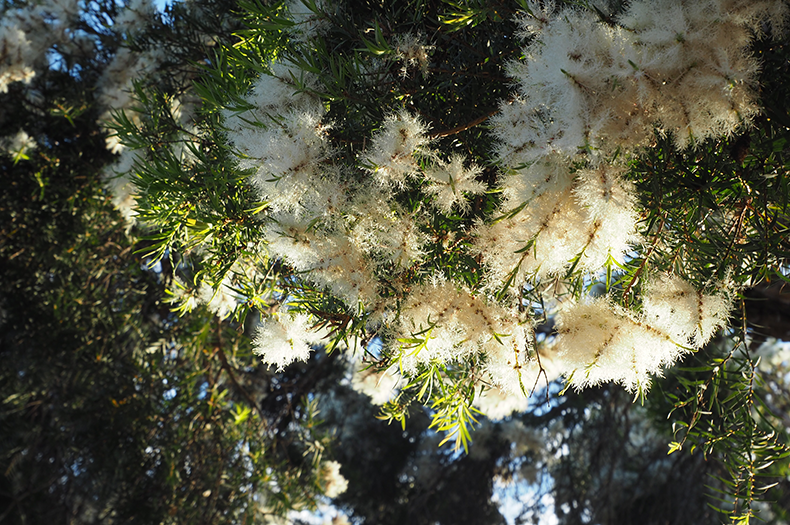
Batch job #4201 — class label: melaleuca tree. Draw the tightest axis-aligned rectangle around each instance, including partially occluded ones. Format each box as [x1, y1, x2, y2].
[29, 0, 790, 522]
[0, 0, 352, 523]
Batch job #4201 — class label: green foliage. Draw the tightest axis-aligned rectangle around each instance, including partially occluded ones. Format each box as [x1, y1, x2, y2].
[6, 0, 790, 523]
[0, 0, 344, 522]
[116, 0, 790, 520]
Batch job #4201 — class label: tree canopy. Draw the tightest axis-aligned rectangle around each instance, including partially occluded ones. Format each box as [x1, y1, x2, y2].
[3, 0, 790, 524]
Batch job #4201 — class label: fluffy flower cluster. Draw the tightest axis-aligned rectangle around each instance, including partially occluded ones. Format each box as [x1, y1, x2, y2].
[424, 154, 486, 214]
[496, 0, 779, 162]
[475, 158, 640, 285]
[97, 47, 167, 153]
[215, 0, 777, 404]
[224, 61, 489, 368]
[318, 460, 349, 498]
[361, 110, 431, 187]
[476, 0, 782, 285]
[284, 0, 330, 42]
[0, 0, 79, 93]
[254, 310, 328, 371]
[95, 0, 785, 413]
[168, 256, 266, 321]
[556, 275, 732, 392]
[113, 0, 156, 36]
[0, 130, 36, 160]
[349, 361, 403, 405]
[393, 278, 559, 397]
[393, 32, 433, 78]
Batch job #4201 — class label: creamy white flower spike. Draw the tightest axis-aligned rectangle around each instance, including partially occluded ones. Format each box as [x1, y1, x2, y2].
[485, 340, 560, 398]
[265, 217, 378, 310]
[97, 47, 166, 153]
[497, 0, 772, 160]
[473, 386, 529, 421]
[556, 277, 732, 392]
[642, 274, 733, 347]
[393, 32, 433, 78]
[477, 0, 782, 291]
[285, 0, 330, 42]
[394, 278, 542, 379]
[0, 0, 79, 93]
[236, 108, 334, 208]
[475, 160, 640, 286]
[103, 152, 140, 224]
[0, 130, 36, 159]
[114, 0, 156, 35]
[556, 299, 680, 392]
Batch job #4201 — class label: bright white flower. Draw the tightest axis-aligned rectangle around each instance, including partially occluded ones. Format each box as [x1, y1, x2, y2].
[396, 279, 507, 372]
[554, 274, 733, 393]
[238, 108, 334, 207]
[642, 274, 732, 347]
[473, 386, 529, 421]
[97, 47, 166, 152]
[362, 110, 431, 187]
[0, 1, 78, 93]
[285, 0, 330, 42]
[514, 0, 556, 37]
[103, 149, 141, 223]
[232, 60, 322, 124]
[424, 154, 486, 214]
[254, 311, 326, 371]
[0, 130, 36, 160]
[476, 155, 636, 287]
[475, 167, 635, 286]
[555, 299, 680, 392]
[393, 32, 433, 78]
[168, 276, 201, 313]
[114, 0, 156, 35]
[484, 332, 560, 397]
[347, 184, 426, 268]
[319, 460, 348, 498]
[199, 278, 241, 320]
[495, 0, 779, 164]
[265, 220, 378, 310]
[572, 163, 641, 268]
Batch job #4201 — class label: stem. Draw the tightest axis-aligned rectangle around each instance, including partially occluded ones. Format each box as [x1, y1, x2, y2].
[623, 215, 665, 306]
[430, 107, 500, 138]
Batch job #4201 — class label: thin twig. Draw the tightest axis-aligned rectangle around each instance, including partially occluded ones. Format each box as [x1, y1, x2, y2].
[215, 345, 269, 431]
[430, 107, 500, 138]
[623, 215, 665, 306]
[720, 197, 751, 268]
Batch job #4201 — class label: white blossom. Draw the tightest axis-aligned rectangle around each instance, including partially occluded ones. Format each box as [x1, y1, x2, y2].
[556, 277, 733, 392]
[285, 0, 330, 42]
[642, 274, 733, 347]
[361, 110, 431, 187]
[393, 32, 433, 78]
[114, 0, 156, 35]
[0, 130, 36, 160]
[350, 362, 403, 405]
[254, 311, 326, 371]
[473, 386, 529, 421]
[318, 460, 348, 498]
[555, 299, 678, 392]
[424, 154, 486, 214]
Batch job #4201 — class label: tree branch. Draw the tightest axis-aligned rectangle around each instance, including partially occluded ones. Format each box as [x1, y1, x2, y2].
[430, 107, 499, 138]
